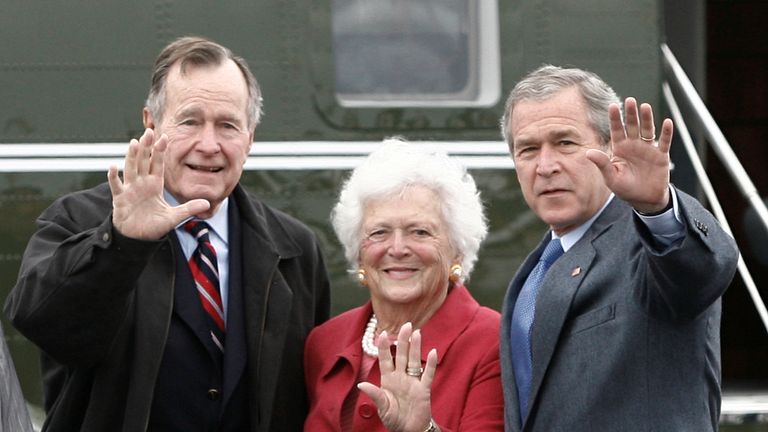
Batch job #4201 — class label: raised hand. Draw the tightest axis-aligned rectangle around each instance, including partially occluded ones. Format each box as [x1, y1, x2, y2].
[107, 129, 210, 240]
[586, 97, 674, 214]
[358, 323, 439, 432]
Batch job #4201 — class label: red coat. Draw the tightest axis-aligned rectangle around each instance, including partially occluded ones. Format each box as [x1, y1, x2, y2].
[304, 284, 504, 431]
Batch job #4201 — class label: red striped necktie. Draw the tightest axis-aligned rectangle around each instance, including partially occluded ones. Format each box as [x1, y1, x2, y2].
[183, 219, 225, 353]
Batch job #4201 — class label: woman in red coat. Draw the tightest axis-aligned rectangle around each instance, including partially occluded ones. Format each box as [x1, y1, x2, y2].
[304, 139, 504, 432]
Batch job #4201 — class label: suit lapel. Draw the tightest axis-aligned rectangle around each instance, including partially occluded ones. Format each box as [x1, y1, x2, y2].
[527, 240, 596, 410]
[525, 199, 625, 424]
[500, 235, 548, 431]
[169, 233, 224, 363]
[242, 235, 292, 428]
[221, 199, 247, 410]
[232, 187, 301, 429]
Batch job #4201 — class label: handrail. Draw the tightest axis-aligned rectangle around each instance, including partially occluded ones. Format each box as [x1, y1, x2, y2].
[661, 44, 768, 335]
[661, 43, 768, 235]
[663, 83, 768, 335]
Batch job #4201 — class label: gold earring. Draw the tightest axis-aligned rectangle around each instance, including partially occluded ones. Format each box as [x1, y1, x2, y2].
[356, 269, 367, 286]
[449, 264, 462, 283]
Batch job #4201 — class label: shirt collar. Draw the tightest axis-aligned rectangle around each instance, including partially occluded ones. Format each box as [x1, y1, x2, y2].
[165, 190, 229, 245]
[555, 193, 614, 252]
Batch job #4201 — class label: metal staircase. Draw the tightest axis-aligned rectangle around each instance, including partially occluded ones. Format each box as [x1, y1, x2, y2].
[662, 43, 768, 428]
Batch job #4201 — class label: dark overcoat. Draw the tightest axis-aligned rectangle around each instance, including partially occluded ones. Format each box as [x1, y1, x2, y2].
[5, 183, 331, 431]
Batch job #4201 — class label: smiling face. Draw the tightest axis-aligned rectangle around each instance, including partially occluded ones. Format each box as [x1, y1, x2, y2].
[359, 186, 459, 310]
[144, 59, 254, 218]
[508, 86, 611, 235]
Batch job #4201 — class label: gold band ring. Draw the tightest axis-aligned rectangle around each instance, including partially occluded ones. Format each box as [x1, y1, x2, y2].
[640, 134, 656, 142]
[406, 367, 424, 377]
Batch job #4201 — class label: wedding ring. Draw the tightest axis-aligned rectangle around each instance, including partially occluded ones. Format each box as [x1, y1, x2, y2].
[406, 366, 424, 377]
[640, 134, 656, 142]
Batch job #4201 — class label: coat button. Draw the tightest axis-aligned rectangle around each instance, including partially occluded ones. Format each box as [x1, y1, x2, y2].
[102, 232, 110, 242]
[359, 403, 375, 418]
[207, 389, 220, 400]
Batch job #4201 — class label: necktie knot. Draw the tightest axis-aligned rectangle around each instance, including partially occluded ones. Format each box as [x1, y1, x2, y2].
[184, 220, 212, 243]
[540, 238, 564, 267]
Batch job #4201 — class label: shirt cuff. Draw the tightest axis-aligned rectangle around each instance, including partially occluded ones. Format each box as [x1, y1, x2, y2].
[635, 185, 685, 247]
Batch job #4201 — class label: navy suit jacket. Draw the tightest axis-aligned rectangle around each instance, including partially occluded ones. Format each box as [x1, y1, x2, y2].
[500, 189, 739, 432]
[148, 199, 250, 430]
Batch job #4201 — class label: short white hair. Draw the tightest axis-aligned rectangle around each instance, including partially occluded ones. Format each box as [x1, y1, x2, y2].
[331, 137, 488, 282]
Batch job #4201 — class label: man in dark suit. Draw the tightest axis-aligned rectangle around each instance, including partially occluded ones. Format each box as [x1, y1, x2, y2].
[499, 65, 739, 431]
[4, 36, 331, 431]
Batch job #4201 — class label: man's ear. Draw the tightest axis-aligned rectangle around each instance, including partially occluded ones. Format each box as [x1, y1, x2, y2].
[247, 130, 255, 154]
[142, 107, 155, 129]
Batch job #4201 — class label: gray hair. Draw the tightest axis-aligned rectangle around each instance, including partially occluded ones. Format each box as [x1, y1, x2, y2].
[331, 138, 488, 282]
[145, 36, 263, 130]
[500, 64, 620, 148]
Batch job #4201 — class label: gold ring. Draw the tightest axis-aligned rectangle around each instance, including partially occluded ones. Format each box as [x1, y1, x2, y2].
[640, 134, 656, 142]
[406, 366, 423, 377]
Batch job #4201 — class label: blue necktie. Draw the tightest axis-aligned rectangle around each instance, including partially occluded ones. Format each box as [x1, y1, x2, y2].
[510, 237, 564, 422]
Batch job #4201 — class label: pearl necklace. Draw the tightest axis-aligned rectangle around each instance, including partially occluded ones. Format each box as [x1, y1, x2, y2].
[362, 314, 379, 357]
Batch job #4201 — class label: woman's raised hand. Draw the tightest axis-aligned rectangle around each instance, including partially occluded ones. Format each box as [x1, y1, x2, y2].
[358, 322, 439, 432]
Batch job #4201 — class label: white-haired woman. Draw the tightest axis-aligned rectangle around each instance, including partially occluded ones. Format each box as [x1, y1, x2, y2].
[304, 138, 503, 431]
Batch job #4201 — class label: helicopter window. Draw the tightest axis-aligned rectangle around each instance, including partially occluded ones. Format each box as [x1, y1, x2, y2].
[331, 0, 500, 108]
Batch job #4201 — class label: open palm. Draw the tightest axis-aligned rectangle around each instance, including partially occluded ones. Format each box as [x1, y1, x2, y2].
[107, 129, 210, 240]
[358, 323, 439, 432]
[586, 97, 674, 214]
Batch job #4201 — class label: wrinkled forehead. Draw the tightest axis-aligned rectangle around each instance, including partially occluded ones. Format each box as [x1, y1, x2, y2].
[164, 60, 249, 109]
